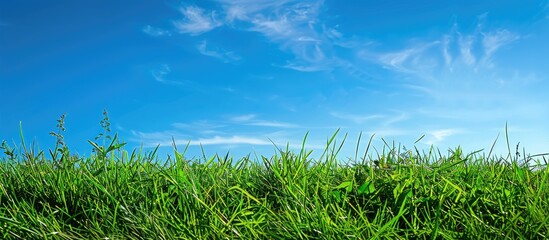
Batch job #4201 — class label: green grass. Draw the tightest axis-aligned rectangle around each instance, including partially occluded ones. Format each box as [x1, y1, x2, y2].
[1, 114, 548, 239]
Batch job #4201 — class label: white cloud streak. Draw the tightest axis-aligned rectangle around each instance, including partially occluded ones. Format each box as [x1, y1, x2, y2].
[131, 130, 188, 141]
[481, 29, 519, 66]
[142, 25, 172, 37]
[246, 121, 298, 128]
[458, 35, 476, 66]
[364, 15, 520, 77]
[150, 64, 190, 86]
[131, 114, 301, 148]
[169, 0, 353, 73]
[172, 121, 226, 131]
[330, 111, 409, 127]
[425, 129, 460, 145]
[197, 41, 241, 62]
[367, 41, 441, 77]
[193, 136, 271, 145]
[379, 46, 424, 73]
[222, 0, 333, 72]
[151, 64, 171, 83]
[230, 114, 256, 122]
[330, 112, 384, 124]
[173, 6, 222, 35]
[230, 114, 297, 128]
[383, 113, 408, 126]
[132, 131, 271, 147]
[131, 129, 329, 154]
[442, 35, 452, 67]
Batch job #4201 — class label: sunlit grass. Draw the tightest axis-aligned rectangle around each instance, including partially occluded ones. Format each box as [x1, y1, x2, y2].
[1, 113, 548, 239]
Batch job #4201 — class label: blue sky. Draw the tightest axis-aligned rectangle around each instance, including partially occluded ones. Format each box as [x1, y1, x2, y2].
[1, 0, 548, 160]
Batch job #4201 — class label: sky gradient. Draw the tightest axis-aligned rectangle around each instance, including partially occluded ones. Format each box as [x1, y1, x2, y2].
[1, 0, 548, 160]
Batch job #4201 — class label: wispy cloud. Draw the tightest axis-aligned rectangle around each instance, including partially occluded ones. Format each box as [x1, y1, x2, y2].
[424, 129, 460, 145]
[375, 41, 440, 74]
[142, 25, 172, 37]
[138, 132, 328, 152]
[131, 130, 270, 147]
[400, 84, 434, 95]
[131, 114, 301, 149]
[151, 64, 171, 83]
[131, 130, 188, 141]
[382, 112, 408, 126]
[220, 0, 335, 72]
[282, 60, 332, 72]
[330, 111, 408, 126]
[246, 121, 297, 128]
[173, 6, 222, 35]
[458, 35, 476, 66]
[151, 64, 188, 85]
[165, 0, 358, 74]
[230, 114, 256, 122]
[192, 136, 271, 145]
[363, 15, 520, 77]
[377, 49, 416, 72]
[172, 120, 227, 133]
[481, 29, 519, 66]
[197, 41, 241, 62]
[230, 114, 298, 128]
[441, 34, 453, 67]
[330, 112, 384, 124]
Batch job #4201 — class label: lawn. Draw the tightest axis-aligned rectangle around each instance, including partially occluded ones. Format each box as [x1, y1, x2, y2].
[1, 115, 548, 239]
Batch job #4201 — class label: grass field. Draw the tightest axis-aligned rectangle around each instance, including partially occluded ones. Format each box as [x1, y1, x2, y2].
[1, 115, 548, 239]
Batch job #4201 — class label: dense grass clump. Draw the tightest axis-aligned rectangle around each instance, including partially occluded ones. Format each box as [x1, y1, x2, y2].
[1, 115, 548, 239]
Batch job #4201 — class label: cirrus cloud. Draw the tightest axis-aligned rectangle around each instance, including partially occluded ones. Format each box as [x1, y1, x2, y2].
[173, 6, 223, 35]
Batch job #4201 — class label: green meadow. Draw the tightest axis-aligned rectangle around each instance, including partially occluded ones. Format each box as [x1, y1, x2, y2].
[1, 114, 548, 239]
